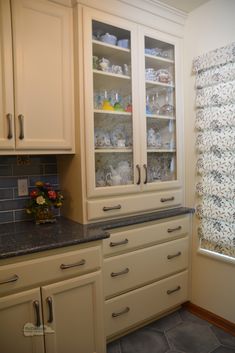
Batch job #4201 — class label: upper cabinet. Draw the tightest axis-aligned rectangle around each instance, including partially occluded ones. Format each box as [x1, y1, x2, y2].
[83, 7, 183, 199]
[0, 0, 74, 154]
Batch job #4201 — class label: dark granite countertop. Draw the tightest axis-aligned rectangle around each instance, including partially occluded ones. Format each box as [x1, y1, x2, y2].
[0, 207, 194, 260]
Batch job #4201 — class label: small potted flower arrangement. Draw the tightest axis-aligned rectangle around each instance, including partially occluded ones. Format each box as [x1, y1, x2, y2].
[26, 181, 64, 224]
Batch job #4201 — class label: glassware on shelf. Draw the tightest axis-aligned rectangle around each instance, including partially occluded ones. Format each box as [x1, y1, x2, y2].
[160, 89, 175, 116]
[149, 93, 160, 115]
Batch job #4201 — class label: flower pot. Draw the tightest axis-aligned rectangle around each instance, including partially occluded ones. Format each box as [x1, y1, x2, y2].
[34, 207, 56, 225]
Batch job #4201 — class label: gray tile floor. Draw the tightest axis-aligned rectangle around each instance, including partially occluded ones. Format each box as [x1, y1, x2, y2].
[107, 309, 235, 353]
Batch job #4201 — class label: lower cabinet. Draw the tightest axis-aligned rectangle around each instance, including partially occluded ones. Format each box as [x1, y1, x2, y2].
[0, 288, 44, 353]
[0, 245, 106, 353]
[102, 215, 190, 339]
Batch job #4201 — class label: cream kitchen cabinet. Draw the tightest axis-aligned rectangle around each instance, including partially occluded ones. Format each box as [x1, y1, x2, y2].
[59, 5, 184, 223]
[0, 0, 74, 154]
[102, 215, 190, 339]
[0, 245, 105, 353]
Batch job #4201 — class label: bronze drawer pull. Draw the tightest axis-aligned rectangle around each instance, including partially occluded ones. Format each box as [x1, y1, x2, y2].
[0, 274, 19, 285]
[167, 285, 181, 295]
[111, 268, 129, 277]
[167, 226, 182, 233]
[110, 238, 129, 247]
[46, 296, 53, 323]
[60, 259, 86, 270]
[143, 164, 147, 184]
[112, 306, 130, 318]
[136, 164, 141, 185]
[6, 113, 13, 139]
[103, 205, 121, 212]
[18, 114, 24, 140]
[33, 300, 41, 327]
[167, 251, 182, 260]
[160, 197, 175, 202]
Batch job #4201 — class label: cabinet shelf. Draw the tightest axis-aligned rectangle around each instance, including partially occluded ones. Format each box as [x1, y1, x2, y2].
[93, 69, 130, 80]
[95, 148, 132, 153]
[146, 80, 174, 89]
[146, 114, 175, 120]
[147, 149, 176, 153]
[145, 53, 174, 64]
[93, 39, 130, 53]
[94, 109, 132, 115]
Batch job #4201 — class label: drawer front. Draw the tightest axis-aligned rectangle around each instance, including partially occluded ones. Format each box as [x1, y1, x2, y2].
[103, 237, 188, 298]
[0, 246, 101, 296]
[103, 215, 190, 256]
[87, 190, 182, 221]
[105, 270, 188, 338]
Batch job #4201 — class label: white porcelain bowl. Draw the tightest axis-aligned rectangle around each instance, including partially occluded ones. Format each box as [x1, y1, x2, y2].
[100, 33, 117, 45]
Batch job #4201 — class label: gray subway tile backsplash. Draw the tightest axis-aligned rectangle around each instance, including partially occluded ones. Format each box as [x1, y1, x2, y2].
[0, 155, 59, 224]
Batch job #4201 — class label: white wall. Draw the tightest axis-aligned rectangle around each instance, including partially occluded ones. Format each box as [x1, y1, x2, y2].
[184, 0, 235, 323]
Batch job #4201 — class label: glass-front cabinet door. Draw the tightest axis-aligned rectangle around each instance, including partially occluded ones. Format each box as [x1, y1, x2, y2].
[139, 26, 183, 191]
[83, 8, 141, 197]
[83, 8, 183, 198]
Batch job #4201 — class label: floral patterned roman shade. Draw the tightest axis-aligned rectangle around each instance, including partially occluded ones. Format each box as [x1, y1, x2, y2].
[193, 42, 235, 258]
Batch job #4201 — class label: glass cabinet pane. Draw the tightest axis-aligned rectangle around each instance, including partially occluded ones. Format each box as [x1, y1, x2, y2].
[144, 36, 177, 183]
[92, 20, 134, 188]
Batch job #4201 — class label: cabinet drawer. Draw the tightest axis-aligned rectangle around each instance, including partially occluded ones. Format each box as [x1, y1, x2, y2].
[87, 190, 182, 221]
[0, 246, 101, 296]
[103, 215, 190, 256]
[103, 237, 188, 298]
[105, 270, 188, 338]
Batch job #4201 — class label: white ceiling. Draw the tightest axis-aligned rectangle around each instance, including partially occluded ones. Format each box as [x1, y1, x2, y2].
[153, 0, 211, 13]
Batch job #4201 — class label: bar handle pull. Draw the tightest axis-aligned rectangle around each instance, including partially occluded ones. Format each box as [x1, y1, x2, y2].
[167, 286, 181, 295]
[18, 114, 24, 140]
[143, 164, 147, 184]
[110, 238, 129, 247]
[60, 259, 86, 270]
[103, 205, 121, 212]
[6, 113, 13, 139]
[111, 268, 129, 277]
[0, 274, 19, 285]
[46, 296, 53, 323]
[160, 196, 175, 203]
[136, 164, 141, 185]
[112, 306, 130, 318]
[167, 226, 182, 233]
[33, 300, 41, 327]
[167, 251, 182, 260]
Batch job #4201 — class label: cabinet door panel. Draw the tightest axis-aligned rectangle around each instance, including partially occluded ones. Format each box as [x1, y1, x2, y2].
[83, 7, 141, 197]
[0, 0, 15, 150]
[138, 25, 183, 192]
[41, 271, 105, 353]
[0, 288, 44, 353]
[11, 0, 74, 150]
